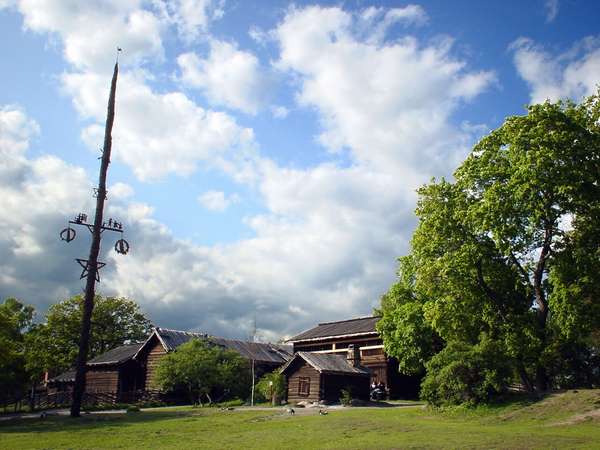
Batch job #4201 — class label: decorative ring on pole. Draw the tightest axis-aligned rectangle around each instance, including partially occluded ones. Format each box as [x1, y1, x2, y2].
[114, 238, 130, 255]
[60, 227, 76, 242]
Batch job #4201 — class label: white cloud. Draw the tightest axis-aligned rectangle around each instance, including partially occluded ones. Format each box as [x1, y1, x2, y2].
[0, 105, 40, 161]
[198, 190, 240, 211]
[110, 182, 135, 199]
[16, 0, 164, 71]
[248, 25, 270, 46]
[178, 39, 270, 114]
[154, 0, 224, 43]
[545, 0, 559, 23]
[270, 105, 289, 119]
[0, 105, 94, 303]
[274, 5, 495, 176]
[62, 69, 257, 182]
[511, 36, 600, 103]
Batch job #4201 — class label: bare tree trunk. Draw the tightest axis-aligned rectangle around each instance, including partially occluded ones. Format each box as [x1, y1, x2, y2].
[70, 63, 118, 417]
[532, 224, 553, 393]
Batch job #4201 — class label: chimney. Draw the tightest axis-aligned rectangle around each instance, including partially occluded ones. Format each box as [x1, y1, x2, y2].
[347, 344, 361, 367]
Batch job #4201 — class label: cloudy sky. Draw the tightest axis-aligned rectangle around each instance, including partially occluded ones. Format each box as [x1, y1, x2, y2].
[1, 0, 599, 341]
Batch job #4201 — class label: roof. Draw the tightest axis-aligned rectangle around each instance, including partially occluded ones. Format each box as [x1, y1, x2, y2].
[48, 369, 76, 383]
[136, 327, 292, 365]
[48, 343, 143, 384]
[280, 352, 371, 377]
[87, 343, 143, 366]
[287, 316, 380, 343]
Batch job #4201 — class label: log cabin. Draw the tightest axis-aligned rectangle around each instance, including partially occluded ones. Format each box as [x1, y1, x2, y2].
[286, 316, 421, 399]
[47, 342, 144, 402]
[133, 327, 293, 391]
[280, 345, 371, 404]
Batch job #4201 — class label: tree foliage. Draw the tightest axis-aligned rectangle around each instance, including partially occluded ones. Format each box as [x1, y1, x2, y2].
[379, 91, 600, 404]
[0, 298, 34, 396]
[26, 295, 153, 376]
[256, 372, 286, 405]
[155, 339, 249, 404]
[420, 338, 513, 406]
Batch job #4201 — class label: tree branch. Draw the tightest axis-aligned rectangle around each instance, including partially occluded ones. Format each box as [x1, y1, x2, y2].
[476, 260, 507, 321]
[533, 223, 553, 322]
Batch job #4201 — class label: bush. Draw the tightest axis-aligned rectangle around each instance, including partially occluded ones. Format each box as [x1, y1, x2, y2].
[340, 388, 353, 406]
[256, 372, 286, 405]
[420, 338, 512, 407]
[126, 405, 141, 413]
[155, 339, 249, 405]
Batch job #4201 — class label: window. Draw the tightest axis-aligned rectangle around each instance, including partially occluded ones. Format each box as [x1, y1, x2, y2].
[298, 377, 310, 396]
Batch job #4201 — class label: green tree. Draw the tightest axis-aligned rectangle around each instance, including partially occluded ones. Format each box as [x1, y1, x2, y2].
[0, 298, 34, 397]
[379, 91, 600, 402]
[155, 339, 249, 405]
[27, 295, 153, 376]
[256, 372, 286, 405]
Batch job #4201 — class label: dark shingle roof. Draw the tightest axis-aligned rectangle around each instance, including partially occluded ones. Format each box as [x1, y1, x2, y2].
[287, 316, 380, 342]
[153, 328, 292, 365]
[280, 352, 370, 376]
[49, 369, 76, 383]
[48, 343, 143, 384]
[88, 343, 143, 366]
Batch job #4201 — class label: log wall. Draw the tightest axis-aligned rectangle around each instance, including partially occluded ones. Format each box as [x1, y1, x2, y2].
[286, 360, 321, 404]
[144, 340, 167, 390]
[85, 368, 119, 393]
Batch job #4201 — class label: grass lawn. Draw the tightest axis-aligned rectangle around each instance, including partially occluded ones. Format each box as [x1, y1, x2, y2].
[1, 390, 599, 449]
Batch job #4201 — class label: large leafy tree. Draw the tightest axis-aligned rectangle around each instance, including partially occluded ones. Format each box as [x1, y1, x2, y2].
[379, 91, 600, 399]
[155, 339, 250, 404]
[26, 295, 153, 377]
[0, 298, 34, 397]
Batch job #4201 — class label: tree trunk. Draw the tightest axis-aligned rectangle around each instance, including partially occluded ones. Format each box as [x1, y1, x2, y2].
[532, 224, 553, 393]
[517, 363, 534, 393]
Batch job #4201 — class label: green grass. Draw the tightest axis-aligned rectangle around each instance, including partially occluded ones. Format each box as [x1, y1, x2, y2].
[1, 390, 599, 449]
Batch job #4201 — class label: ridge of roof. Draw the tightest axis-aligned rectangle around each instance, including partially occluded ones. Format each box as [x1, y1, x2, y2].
[287, 316, 381, 342]
[280, 351, 370, 376]
[317, 316, 380, 326]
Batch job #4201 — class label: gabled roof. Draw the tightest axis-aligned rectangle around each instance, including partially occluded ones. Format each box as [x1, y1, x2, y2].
[135, 327, 292, 365]
[88, 343, 143, 366]
[280, 352, 370, 377]
[287, 316, 380, 343]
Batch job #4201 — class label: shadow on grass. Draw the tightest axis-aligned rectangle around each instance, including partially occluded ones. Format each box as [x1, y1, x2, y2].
[0, 408, 212, 434]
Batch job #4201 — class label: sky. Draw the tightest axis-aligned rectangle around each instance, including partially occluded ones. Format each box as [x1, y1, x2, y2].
[1, 0, 599, 342]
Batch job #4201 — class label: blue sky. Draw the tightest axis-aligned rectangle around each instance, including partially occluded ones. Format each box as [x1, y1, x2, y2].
[1, 0, 599, 340]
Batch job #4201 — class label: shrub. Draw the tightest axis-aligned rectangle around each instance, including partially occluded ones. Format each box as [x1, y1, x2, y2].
[126, 405, 141, 413]
[340, 388, 353, 406]
[420, 338, 512, 407]
[256, 372, 286, 405]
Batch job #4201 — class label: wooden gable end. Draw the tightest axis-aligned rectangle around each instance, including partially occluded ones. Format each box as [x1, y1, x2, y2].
[285, 358, 322, 404]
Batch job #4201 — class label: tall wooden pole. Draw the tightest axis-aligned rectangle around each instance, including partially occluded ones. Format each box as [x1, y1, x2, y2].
[70, 62, 118, 417]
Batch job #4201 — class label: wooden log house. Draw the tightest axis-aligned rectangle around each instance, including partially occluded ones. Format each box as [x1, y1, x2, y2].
[286, 316, 421, 399]
[47, 343, 144, 402]
[280, 345, 371, 403]
[133, 327, 293, 391]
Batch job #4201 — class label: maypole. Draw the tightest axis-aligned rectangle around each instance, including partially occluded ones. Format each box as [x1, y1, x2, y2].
[59, 52, 129, 417]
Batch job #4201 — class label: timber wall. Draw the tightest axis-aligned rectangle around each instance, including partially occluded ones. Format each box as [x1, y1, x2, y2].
[286, 360, 321, 404]
[144, 340, 167, 390]
[85, 368, 119, 393]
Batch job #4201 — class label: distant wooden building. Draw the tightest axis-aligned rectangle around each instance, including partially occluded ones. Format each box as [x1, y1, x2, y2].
[280, 345, 370, 403]
[287, 316, 421, 399]
[47, 343, 144, 402]
[133, 327, 293, 391]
